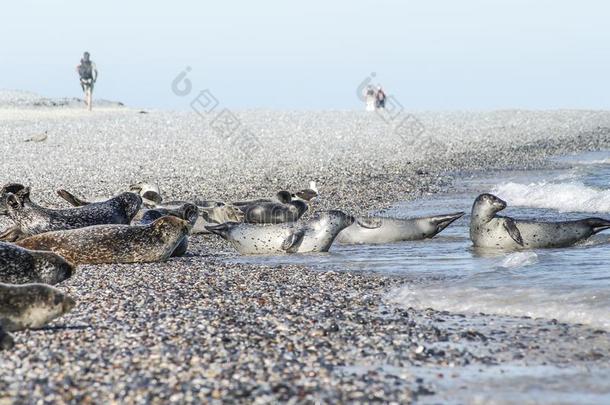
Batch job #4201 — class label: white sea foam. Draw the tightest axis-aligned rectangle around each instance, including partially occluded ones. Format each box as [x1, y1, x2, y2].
[389, 284, 610, 330]
[496, 252, 538, 269]
[492, 181, 610, 213]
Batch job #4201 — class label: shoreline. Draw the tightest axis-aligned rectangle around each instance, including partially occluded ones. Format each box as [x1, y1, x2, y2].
[1, 106, 610, 402]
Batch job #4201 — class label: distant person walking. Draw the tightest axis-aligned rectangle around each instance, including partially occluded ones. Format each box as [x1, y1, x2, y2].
[364, 85, 376, 111]
[76, 52, 98, 111]
[375, 86, 386, 109]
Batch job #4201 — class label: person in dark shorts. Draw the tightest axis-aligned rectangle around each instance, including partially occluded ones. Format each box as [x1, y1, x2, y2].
[376, 86, 386, 109]
[76, 52, 98, 111]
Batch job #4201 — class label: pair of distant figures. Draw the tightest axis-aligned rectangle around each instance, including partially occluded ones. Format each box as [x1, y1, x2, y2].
[76, 52, 98, 111]
[364, 85, 386, 111]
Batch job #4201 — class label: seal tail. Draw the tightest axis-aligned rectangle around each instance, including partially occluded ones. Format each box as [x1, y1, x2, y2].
[204, 222, 239, 239]
[56, 189, 90, 207]
[431, 212, 465, 233]
[585, 218, 610, 234]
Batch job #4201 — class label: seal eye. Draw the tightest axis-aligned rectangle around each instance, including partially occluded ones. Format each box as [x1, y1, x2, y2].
[53, 294, 64, 306]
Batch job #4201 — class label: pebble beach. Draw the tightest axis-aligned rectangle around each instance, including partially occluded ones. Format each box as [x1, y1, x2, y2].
[1, 92, 610, 403]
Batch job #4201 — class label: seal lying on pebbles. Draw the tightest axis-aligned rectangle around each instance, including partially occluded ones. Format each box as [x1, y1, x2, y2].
[3, 188, 142, 239]
[232, 185, 318, 207]
[0, 283, 75, 331]
[232, 190, 294, 206]
[16, 216, 190, 264]
[240, 200, 309, 224]
[470, 193, 610, 249]
[57, 187, 242, 234]
[135, 203, 198, 257]
[0, 242, 73, 285]
[337, 212, 464, 244]
[206, 210, 355, 254]
[129, 182, 162, 207]
[57, 182, 163, 208]
[0, 326, 14, 350]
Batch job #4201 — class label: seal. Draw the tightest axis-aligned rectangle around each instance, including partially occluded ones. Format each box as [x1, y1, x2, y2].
[0, 242, 74, 285]
[57, 187, 242, 234]
[129, 182, 162, 207]
[337, 212, 464, 244]
[135, 203, 198, 257]
[0, 326, 14, 350]
[205, 210, 355, 254]
[470, 193, 610, 249]
[0, 283, 76, 331]
[232, 190, 293, 207]
[240, 200, 309, 224]
[292, 181, 319, 202]
[16, 216, 190, 264]
[3, 187, 142, 240]
[57, 182, 163, 208]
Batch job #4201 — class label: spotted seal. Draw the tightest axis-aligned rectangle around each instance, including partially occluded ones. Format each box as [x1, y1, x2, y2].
[470, 193, 610, 249]
[2, 187, 141, 240]
[337, 212, 464, 244]
[205, 210, 355, 254]
[57, 187, 242, 234]
[0, 242, 73, 285]
[0, 283, 76, 331]
[16, 216, 190, 264]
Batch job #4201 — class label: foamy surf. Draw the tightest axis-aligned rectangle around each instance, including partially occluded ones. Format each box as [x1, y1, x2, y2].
[388, 283, 610, 330]
[492, 181, 610, 213]
[496, 252, 538, 269]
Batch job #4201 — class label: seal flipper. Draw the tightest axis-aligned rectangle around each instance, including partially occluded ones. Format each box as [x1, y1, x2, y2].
[503, 218, 524, 246]
[431, 212, 465, 233]
[585, 218, 610, 234]
[356, 217, 383, 229]
[281, 230, 305, 253]
[0, 226, 27, 242]
[57, 189, 90, 207]
[205, 222, 239, 240]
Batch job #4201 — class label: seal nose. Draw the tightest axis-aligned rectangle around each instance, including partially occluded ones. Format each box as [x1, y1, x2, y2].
[495, 197, 507, 210]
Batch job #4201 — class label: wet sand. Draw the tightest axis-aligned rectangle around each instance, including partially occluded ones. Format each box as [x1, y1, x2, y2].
[1, 100, 610, 403]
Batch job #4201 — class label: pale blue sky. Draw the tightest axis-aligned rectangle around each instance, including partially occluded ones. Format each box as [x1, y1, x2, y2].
[1, 0, 608, 110]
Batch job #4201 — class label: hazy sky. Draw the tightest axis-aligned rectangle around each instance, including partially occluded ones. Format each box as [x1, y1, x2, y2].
[1, 0, 608, 110]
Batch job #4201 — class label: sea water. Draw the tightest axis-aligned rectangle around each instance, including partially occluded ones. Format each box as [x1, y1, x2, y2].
[229, 150, 610, 403]
[231, 151, 610, 330]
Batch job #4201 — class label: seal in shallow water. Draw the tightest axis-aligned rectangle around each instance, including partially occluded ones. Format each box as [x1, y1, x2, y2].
[205, 210, 355, 254]
[0, 242, 73, 285]
[0, 283, 76, 331]
[337, 212, 464, 244]
[3, 188, 141, 240]
[16, 216, 190, 264]
[470, 193, 610, 249]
